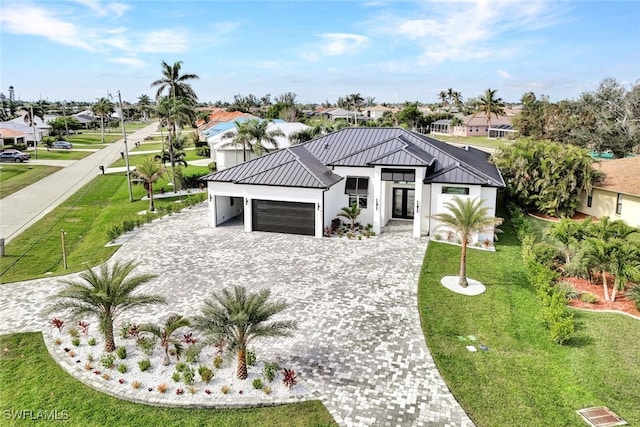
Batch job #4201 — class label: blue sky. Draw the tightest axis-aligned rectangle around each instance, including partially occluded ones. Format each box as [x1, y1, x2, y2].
[1, 0, 638, 105]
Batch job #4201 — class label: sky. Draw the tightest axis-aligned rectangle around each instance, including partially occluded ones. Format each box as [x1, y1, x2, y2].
[1, 0, 639, 105]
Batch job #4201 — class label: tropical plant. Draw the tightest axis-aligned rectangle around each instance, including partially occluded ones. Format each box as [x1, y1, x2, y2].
[46, 261, 165, 352]
[221, 119, 284, 162]
[151, 60, 199, 102]
[22, 101, 46, 127]
[431, 197, 503, 287]
[132, 157, 166, 212]
[608, 241, 640, 301]
[138, 314, 191, 366]
[582, 237, 617, 301]
[475, 88, 506, 128]
[337, 204, 362, 232]
[91, 97, 115, 143]
[545, 217, 592, 264]
[193, 285, 297, 380]
[137, 94, 153, 122]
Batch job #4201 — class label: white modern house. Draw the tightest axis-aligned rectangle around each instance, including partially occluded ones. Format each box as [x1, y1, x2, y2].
[202, 128, 504, 239]
[208, 120, 308, 171]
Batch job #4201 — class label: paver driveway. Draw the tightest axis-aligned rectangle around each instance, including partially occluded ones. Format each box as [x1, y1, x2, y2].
[0, 204, 472, 426]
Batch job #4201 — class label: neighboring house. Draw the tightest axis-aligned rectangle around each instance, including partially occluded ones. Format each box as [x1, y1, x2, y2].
[320, 108, 366, 123]
[202, 127, 504, 239]
[364, 105, 396, 120]
[0, 121, 43, 144]
[452, 112, 513, 137]
[0, 128, 27, 147]
[577, 156, 640, 228]
[197, 109, 255, 140]
[208, 121, 308, 170]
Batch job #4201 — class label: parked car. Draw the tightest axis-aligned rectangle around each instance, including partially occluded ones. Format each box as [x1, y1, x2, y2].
[1, 148, 30, 160]
[52, 141, 73, 149]
[0, 151, 28, 162]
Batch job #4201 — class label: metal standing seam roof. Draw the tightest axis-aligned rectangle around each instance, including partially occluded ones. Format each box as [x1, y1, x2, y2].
[202, 127, 504, 189]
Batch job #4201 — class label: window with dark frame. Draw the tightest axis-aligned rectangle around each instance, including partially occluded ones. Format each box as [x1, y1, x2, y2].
[587, 191, 593, 208]
[345, 177, 369, 209]
[616, 193, 623, 214]
[442, 186, 470, 195]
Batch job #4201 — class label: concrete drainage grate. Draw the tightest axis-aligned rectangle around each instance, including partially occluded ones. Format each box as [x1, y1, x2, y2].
[577, 407, 627, 427]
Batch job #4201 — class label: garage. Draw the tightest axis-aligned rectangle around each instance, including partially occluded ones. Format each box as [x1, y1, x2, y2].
[252, 199, 315, 236]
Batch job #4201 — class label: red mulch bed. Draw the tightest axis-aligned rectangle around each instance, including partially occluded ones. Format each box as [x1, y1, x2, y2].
[563, 275, 640, 318]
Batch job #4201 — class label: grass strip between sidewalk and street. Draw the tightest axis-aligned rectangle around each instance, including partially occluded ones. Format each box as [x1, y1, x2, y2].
[0, 165, 62, 199]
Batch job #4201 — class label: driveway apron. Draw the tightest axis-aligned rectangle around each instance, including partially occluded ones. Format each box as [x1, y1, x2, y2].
[0, 204, 473, 426]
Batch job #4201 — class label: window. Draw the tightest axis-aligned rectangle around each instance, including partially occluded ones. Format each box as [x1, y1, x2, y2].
[381, 169, 415, 182]
[616, 193, 623, 214]
[345, 177, 369, 195]
[349, 195, 368, 209]
[442, 186, 470, 195]
[230, 197, 234, 206]
[587, 191, 593, 208]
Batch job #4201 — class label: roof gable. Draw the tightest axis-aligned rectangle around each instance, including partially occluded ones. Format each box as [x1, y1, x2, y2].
[594, 156, 640, 196]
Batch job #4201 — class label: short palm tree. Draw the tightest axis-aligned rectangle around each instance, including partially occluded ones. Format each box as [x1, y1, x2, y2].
[222, 119, 284, 162]
[139, 314, 191, 366]
[46, 261, 166, 352]
[582, 237, 616, 301]
[338, 203, 362, 231]
[609, 242, 640, 301]
[546, 217, 592, 264]
[132, 157, 166, 212]
[91, 97, 115, 143]
[431, 197, 503, 287]
[193, 285, 297, 380]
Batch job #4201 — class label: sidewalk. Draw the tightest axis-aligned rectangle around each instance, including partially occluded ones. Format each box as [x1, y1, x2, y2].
[0, 123, 159, 243]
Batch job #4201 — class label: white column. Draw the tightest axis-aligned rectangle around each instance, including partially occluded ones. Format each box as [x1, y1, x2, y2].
[413, 168, 425, 238]
[372, 167, 382, 235]
[208, 184, 217, 228]
[243, 197, 252, 232]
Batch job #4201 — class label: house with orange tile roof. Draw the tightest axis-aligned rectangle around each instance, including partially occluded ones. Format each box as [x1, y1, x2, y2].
[577, 156, 640, 228]
[0, 128, 27, 147]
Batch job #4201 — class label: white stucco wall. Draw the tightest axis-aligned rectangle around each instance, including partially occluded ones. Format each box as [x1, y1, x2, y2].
[578, 189, 640, 228]
[332, 166, 376, 227]
[214, 195, 243, 225]
[323, 180, 346, 228]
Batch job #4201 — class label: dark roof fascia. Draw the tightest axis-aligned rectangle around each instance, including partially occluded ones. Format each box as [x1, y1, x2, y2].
[424, 163, 501, 187]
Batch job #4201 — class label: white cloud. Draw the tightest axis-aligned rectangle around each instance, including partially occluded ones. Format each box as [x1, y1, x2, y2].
[371, 0, 565, 64]
[300, 33, 369, 61]
[0, 4, 95, 51]
[107, 56, 145, 68]
[498, 70, 514, 79]
[139, 30, 189, 53]
[70, 0, 130, 17]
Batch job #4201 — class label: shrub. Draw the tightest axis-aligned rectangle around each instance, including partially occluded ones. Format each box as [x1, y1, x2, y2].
[549, 315, 575, 344]
[119, 323, 132, 339]
[88, 337, 97, 346]
[68, 328, 79, 338]
[220, 385, 230, 394]
[102, 373, 110, 381]
[263, 362, 280, 382]
[136, 336, 156, 356]
[182, 366, 196, 385]
[87, 354, 94, 363]
[198, 366, 213, 383]
[580, 292, 599, 304]
[555, 282, 580, 300]
[185, 345, 201, 364]
[282, 368, 297, 389]
[100, 353, 115, 369]
[138, 359, 151, 372]
[132, 381, 142, 390]
[263, 386, 272, 395]
[157, 384, 168, 394]
[213, 355, 223, 369]
[252, 378, 263, 390]
[246, 350, 257, 367]
[117, 364, 127, 374]
[115, 346, 127, 359]
[532, 242, 562, 269]
[626, 284, 640, 310]
[107, 224, 123, 242]
[84, 362, 93, 371]
[172, 372, 181, 382]
[71, 338, 81, 347]
[175, 362, 187, 372]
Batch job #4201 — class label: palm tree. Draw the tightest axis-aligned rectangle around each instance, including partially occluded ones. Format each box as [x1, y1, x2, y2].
[46, 261, 166, 352]
[156, 95, 195, 190]
[193, 285, 296, 380]
[91, 97, 115, 143]
[346, 93, 364, 125]
[137, 94, 153, 122]
[221, 119, 284, 162]
[431, 197, 503, 287]
[546, 217, 592, 264]
[582, 237, 616, 301]
[609, 241, 640, 301]
[132, 157, 166, 212]
[22, 102, 45, 127]
[150, 60, 199, 102]
[338, 203, 362, 231]
[475, 88, 506, 129]
[437, 90, 448, 108]
[139, 314, 191, 366]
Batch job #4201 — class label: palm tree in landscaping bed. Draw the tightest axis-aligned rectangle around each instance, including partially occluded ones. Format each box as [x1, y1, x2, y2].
[46, 261, 166, 352]
[193, 285, 296, 380]
[138, 314, 191, 366]
[431, 197, 503, 288]
[338, 203, 362, 232]
[132, 157, 165, 212]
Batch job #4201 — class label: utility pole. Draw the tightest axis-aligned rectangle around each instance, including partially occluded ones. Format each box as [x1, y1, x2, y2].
[62, 101, 70, 137]
[30, 105, 38, 159]
[117, 91, 133, 202]
[60, 230, 67, 269]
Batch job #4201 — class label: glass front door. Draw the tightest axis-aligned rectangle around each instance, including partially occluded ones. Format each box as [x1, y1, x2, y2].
[392, 188, 415, 219]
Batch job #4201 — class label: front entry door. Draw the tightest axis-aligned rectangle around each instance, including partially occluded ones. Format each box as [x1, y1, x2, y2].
[392, 188, 415, 219]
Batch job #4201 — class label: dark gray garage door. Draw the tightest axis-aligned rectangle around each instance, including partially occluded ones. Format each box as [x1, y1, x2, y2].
[252, 199, 315, 236]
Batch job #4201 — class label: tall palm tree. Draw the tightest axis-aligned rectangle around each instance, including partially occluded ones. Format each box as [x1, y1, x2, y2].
[139, 314, 191, 366]
[346, 93, 364, 125]
[475, 88, 506, 129]
[137, 94, 153, 122]
[437, 90, 448, 108]
[582, 237, 616, 301]
[221, 119, 284, 162]
[46, 261, 166, 352]
[91, 97, 115, 143]
[132, 157, 166, 212]
[431, 197, 503, 287]
[22, 102, 46, 127]
[156, 95, 195, 190]
[609, 241, 640, 302]
[150, 60, 199, 102]
[193, 285, 297, 380]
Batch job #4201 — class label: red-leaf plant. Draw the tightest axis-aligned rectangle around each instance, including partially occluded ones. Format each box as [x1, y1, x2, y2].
[77, 321, 90, 336]
[181, 332, 198, 345]
[51, 318, 64, 334]
[282, 368, 297, 390]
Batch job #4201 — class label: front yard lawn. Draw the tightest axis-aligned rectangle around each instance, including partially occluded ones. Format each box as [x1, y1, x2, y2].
[0, 333, 335, 427]
[0, 165, 62, 199]
[419, 220, 640, 426]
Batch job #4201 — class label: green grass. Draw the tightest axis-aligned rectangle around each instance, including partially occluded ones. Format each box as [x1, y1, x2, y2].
[110, 150, 205, 168]
[31, 150, 94, 161]
[0, 165, 62, 199]
[0, 333, 335, 427]
[418, 219, 640, 426]
[67, 133, 121, 145]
